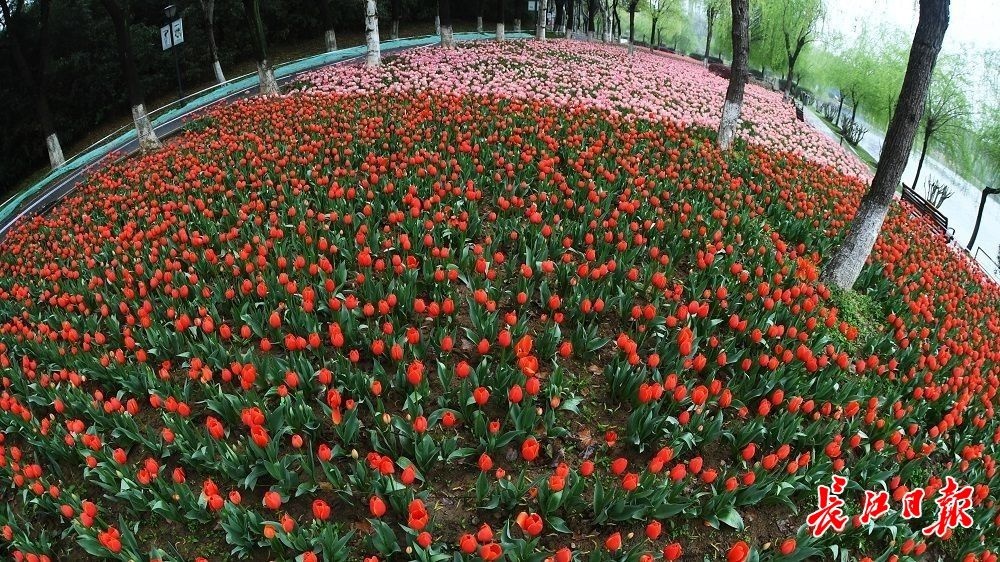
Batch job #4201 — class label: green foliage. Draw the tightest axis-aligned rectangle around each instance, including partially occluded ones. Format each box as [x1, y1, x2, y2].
[826, 287, 885, 356]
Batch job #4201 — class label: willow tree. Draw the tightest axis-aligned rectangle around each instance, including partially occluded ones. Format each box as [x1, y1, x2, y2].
[241, 0, 278, 94]
[822, 0, 950, 290]
[911, 64, 970, 190]
[702, 0, 724, 62]
[0, 0, 65, 168]
[98, 0, 161, 152]
[778, 0, 822, 98]
[718, 0, 749, 150]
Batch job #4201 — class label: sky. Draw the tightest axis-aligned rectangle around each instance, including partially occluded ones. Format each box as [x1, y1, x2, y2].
[823, 0, 1000, 53]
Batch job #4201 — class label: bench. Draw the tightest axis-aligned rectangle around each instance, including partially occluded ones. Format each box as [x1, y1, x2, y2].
[900, 183, 955, 241]
[795, 105, 804, 121]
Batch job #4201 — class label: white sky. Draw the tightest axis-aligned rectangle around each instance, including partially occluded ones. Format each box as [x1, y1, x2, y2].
[823, 0, 1000, 53]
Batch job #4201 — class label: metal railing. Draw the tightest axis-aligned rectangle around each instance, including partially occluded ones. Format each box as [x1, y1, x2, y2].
[972, 247, 1000, 284]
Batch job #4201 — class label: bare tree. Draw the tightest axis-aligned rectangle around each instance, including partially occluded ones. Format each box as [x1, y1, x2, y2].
[821, 0, 950, 290]
[365, 0, 381, 66]
[718, 0, 749, 150]
[197, 0, 228, 80]
[98, 0, 161, 152]
[0, 0, 64, 168]
[241, 0, 279, 94]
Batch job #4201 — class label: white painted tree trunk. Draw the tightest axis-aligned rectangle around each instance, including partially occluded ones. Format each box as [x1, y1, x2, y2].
[365, 0, 381, 67]
[441, 25, 455, 47]
[435, 15, 441, 35]
[513, 18, 521, 32]
[212, 60, 226, 84]
[496, 22, 505, 41]
[325, 29, 338, 51]
[477, 16, 483, 32]
[132, 104, 162, 153]
[257, 60, 279, 95]
[391, 19, 399, 40]
[536, 0, 548, 39]
[821, 201, 889, 289]
[718, 99, 741, 150]
[46, 133, 65, 169]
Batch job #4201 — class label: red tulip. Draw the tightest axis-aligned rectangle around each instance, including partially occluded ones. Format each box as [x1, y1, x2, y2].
[727, 541, 750, 562]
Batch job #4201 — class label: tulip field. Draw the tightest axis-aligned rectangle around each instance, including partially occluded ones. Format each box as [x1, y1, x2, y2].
[0, 40, 998, 562]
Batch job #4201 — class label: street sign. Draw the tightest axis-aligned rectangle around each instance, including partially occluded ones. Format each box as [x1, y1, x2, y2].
[171, 19, 184, 46]
[528, 0, 537, 10]
[161, 18, 184, 51]
[160, 25, 173, 50]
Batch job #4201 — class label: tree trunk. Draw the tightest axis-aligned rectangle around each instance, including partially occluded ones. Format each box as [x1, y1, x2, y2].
[391, 0, 401, 39]
[439, 0, 454, 46]
[317, 0, 336, 52]
[1, 0, 66, 168]
[497, 0, 506, 40]
[45, 133, 65, 169]
[651, 18, 658, 48]
[821, 0, 949, 290]
[199, 0, 227, 83]
[555, 0, 565, 33]
[611, 0, 619, 38]
[629, 9, 635, 45]
[718, 0, 749, 150]
[100, 0, 161, 151]
[364, 0, 381, 66]
[536, 0, 548, 39]
[478, 16, 484, 32]
[587, 0, 597, 39]
[704, 8, 715, 63]
[566, 0, 574, 36]
[912, 127, 931, 191]
[241, 0, 279, 94]
[257, 60, 278, 94]
[129, 104, 160, 152]
[835, 95, 844, 125]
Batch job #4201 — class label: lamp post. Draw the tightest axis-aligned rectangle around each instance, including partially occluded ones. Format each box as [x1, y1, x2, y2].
[967, 186, 999, 251]
[164, 4, 184, 99]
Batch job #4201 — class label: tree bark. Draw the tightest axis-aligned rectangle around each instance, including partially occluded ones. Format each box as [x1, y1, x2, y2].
[783, 35, 805, 99]
[99, 0, 161, 151]
[718, 0, 749, 150]
[365, 0, 381, 66]
[555, 0, 565, 33]
[629, 8, 635, 45]
[821, 0, 950, 290]
[325, 30, 338, 51]
[587, 0, 596, 38]
[536, 0, 548, 39]
[912, 127, 931, 191]
[478, 15, 484, 32]
[651, 18, 658, 48]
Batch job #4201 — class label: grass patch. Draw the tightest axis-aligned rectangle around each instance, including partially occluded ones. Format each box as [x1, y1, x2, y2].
[827, 286, 886, 355]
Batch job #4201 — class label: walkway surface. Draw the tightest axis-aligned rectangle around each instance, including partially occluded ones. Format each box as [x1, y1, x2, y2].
[0, 31, 530, 240]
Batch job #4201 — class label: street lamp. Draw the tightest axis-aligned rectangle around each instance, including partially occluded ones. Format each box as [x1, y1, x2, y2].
[164, 4, 184, 100]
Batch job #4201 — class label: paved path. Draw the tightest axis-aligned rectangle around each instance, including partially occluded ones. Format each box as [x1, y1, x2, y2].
[0, 32, 529, 240]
